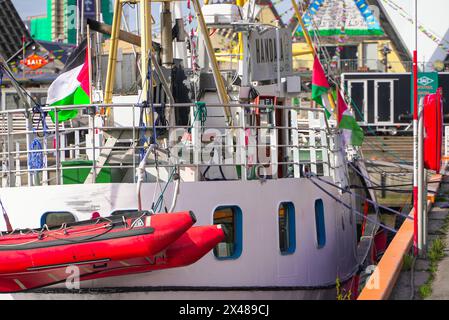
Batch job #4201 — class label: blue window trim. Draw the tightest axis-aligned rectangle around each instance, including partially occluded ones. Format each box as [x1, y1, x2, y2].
[315, 199, 326, 249]
[40, 211, 76, 227]
[279, 202, 296, 255]
[213, 205, 243, 260]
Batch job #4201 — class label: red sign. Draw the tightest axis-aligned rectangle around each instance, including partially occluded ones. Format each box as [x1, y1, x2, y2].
[21, 54, 48, 70]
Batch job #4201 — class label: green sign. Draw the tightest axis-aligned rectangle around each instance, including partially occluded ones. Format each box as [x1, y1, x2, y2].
[411, 72, 439, 112]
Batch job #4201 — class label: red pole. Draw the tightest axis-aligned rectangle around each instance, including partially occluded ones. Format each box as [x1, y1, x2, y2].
[413, 49, 418, 256]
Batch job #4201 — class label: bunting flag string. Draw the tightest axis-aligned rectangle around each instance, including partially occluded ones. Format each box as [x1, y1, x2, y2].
[380, 0, 449, 53]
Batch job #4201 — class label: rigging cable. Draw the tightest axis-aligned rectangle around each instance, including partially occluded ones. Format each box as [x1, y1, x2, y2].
[0, 197, 12, 233]
[308, 172, 413, 220]
[307, 175, 398, 234]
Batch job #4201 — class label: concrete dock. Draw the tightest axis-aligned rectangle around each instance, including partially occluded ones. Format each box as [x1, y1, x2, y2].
[390, 174, 449, 299]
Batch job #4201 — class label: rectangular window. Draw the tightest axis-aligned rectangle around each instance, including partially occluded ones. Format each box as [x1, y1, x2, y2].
[315, 199, 326, 248]
[41, 211, 76, 227]
[213, 206, 242, 259]
[279, 202, 296, 254]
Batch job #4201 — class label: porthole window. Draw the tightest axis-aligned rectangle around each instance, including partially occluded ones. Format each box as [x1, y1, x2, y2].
[41, 211, 76, 227]
[315, 199, 326, 248]
[213, 206, 242, 259]
[279, 202, 296, 254]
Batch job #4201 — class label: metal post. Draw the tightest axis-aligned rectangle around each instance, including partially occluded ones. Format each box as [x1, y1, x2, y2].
[239, 107, 247, 180]
[54, 110, 61, 185]
[133, 103, 137, 183]
[161, 2, 174, 68]
[191, 0, 232, 126]
[43, 133, 48, 186]
[191, 105, 200, 181]
[319, 112, 330, 176]
[276, 28, 281, 94]
[15, 142, 21, 187]
[418, 97, 426, 255]
[412, 0, 419, 256]
[60, 123, 66, 162]
[95, 0, 103, 90]
[308, 111, 317, 174]
[76, 0, 80, 46]
[26, 115, 32, 186]
[140, 0, 152, 106]
[7, 113, 13, 187]
[104, 0, 122, 104]
[92, 114, 97, 183]
[81, 0, 85, 40]
[291, 107, 300, 178]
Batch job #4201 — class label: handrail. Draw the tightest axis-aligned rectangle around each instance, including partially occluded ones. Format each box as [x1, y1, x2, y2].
[0, 103, 329, 114]
[0, 102, 342, 187]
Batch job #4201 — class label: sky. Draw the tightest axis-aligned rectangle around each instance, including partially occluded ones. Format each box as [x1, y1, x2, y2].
[12, 0, 47, 19]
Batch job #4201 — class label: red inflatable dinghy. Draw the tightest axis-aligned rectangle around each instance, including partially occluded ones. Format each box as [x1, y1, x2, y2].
[0, 211, 197, 292]
[80, 224, 226, 282]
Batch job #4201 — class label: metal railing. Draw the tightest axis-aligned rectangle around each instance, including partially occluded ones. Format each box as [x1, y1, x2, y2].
[0, 102, 346, 187]
[334, 59, 413, 73]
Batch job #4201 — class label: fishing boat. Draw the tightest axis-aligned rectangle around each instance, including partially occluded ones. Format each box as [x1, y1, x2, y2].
[0, 0, 381, 300]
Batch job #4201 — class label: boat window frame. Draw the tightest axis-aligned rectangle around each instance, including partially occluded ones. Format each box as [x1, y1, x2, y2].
[278, 201, 296, 255]
[212, 205, 243, 260]
[110, 209, 140, 216]
[40, 211, 77, 228]
[314, 199, 326, 249]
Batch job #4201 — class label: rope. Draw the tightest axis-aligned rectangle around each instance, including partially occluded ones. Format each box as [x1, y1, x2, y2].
[308, 172, 413, 221]
[307, 176, 398, 234]
[0, 197, 12, 232]
[28, 136, 44, 170]
[191, 101, 207, 131]
[152, 168, 176, 213]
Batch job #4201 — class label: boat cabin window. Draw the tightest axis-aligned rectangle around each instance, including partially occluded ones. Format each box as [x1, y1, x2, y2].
[110, 209, 139, 216]
[41, 211, 76, 227]
[279, 202, 296, 254]
[213, 206, 242, 260]
[315, 199, 326, 248]
[110, 209, 152, 218]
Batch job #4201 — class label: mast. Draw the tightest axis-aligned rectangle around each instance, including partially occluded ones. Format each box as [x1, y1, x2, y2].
[191, 0, 232, 126]
[95, 0, 103, 90]
[161, 2, 173, 68]
[103, 0, 122, 105]
[139, 0, 152, 106]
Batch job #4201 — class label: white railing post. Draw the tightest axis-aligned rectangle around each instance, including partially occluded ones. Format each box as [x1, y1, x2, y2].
[15, 142, 21, 187]
[54, 109, 61, 185]
[290, 108, 300, 178]
[75, 129, 80, 159]
[191, 105, 201, 181]
[7, 113, 14, 187]
[26, 116, 33, 186]
[270, 108, 278, 179]
[318, 112, 330, 176]
[43, 134, 48, 186]
[238, 107, 247, 181]
[308, 111, 317, 174]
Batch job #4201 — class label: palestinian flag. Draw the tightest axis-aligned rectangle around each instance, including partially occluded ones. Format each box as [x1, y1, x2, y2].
[46, 40, 90, 123]
[337, 89, 364, 147]
[311, 56, 332, 118]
